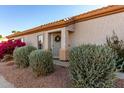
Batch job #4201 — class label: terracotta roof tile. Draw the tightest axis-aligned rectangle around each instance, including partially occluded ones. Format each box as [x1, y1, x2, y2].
[6, 5, 124, 39]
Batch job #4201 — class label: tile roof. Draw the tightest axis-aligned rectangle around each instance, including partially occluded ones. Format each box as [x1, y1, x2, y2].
[6, 5, 124, 39]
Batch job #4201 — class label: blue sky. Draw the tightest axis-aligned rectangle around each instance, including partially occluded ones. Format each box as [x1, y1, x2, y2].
[0, 5, 105, 36]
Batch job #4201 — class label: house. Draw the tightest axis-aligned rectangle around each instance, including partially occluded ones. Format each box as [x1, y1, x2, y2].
[0, 37, 8, 43]
[6, 5, 124, 61]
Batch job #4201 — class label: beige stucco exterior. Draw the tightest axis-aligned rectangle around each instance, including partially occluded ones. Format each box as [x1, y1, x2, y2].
[12, 31, 44, 48]
[8, 11, 124, 61]
[69, 12, 124, 47]
[11, 27, 70, 61]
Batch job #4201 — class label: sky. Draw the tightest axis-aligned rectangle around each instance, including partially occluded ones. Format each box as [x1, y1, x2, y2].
[0, 5, 106, 36]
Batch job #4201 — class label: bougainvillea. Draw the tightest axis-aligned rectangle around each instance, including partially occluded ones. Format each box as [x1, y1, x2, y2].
[0, 39, 26, 59]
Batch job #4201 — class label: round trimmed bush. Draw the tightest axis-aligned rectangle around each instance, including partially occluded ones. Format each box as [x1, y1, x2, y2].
[13, 46, 36, 68]
[69, 44, 117, 88]
[29, 50, 54, 77]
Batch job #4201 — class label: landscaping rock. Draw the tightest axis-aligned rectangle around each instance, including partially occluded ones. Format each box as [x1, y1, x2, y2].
[0, 62, 70, 88]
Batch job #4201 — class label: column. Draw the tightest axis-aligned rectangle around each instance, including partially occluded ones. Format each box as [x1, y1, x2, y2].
[44, 32, 49, 50]
[59, 28, 69, 61]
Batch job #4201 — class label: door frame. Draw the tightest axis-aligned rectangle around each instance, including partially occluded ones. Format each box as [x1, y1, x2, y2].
[50, 32, 61, 58]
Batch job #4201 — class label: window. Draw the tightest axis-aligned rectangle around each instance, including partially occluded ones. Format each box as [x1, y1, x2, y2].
[37, 35, 44, 49]
[21, 38, 25, 42]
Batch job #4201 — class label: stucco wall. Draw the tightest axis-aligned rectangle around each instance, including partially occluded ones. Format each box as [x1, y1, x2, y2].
[12, 12, 124, 49]
[69, 12, 124, 48]
[13, 31, 44, 48]
[12, 28, 64, 49]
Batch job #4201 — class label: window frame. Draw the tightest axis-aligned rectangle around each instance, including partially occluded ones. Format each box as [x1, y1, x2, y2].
[37, 34, 44, 49]
[21, 38, 25, 42]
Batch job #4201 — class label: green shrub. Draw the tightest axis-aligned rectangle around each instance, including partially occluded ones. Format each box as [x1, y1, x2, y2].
[29, 50, 54, 77]
[106, 31, 124, 72]
[69, 44, 117, 88]
[13, 46, 36, 68]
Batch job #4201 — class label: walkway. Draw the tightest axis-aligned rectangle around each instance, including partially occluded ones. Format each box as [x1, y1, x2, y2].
[0, 75, 14, 88]
[53, 60, 69, 67]
[115, 72, 124, 79]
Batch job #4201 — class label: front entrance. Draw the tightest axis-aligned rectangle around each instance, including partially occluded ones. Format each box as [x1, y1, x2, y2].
[51, 32, 61, 58]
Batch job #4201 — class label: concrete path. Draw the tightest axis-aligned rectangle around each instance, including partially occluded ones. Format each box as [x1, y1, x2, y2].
[0, 75, 14, 88]
[115, 72, 124, 79]
[53, 60, 69, 67]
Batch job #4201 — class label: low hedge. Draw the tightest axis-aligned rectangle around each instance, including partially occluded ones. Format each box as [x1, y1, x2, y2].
[13, 46, 36, 68]
[29, 50, 54, 77]
[69, 44, 117, 88]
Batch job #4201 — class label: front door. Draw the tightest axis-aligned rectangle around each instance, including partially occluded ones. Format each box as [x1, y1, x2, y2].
[51, 33, 61, 58]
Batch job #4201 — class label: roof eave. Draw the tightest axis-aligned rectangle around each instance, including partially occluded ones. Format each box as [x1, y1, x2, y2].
[6, 5, 124, 39]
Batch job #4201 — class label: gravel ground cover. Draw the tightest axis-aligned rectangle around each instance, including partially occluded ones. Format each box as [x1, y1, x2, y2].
[0, 61, 124, 88]
[115, 79, 124, 88]
[0, 62, 70, 88]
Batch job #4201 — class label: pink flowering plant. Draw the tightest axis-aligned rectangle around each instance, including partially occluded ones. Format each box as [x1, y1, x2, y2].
[0, 39, 26, 59]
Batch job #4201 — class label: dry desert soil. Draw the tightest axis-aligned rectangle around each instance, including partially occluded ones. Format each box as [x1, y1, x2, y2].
[0, 61, 124, 88]
[0, 62, 70, 88]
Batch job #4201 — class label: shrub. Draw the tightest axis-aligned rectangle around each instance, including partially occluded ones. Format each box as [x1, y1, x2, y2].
[1, 54, 13, 62]
[0, 39, 26, 59]
[69, 44, 117, 88]
[13, 46, 36, 68]
[106, 31, 124, 72]
[29, 50, 54, 77]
